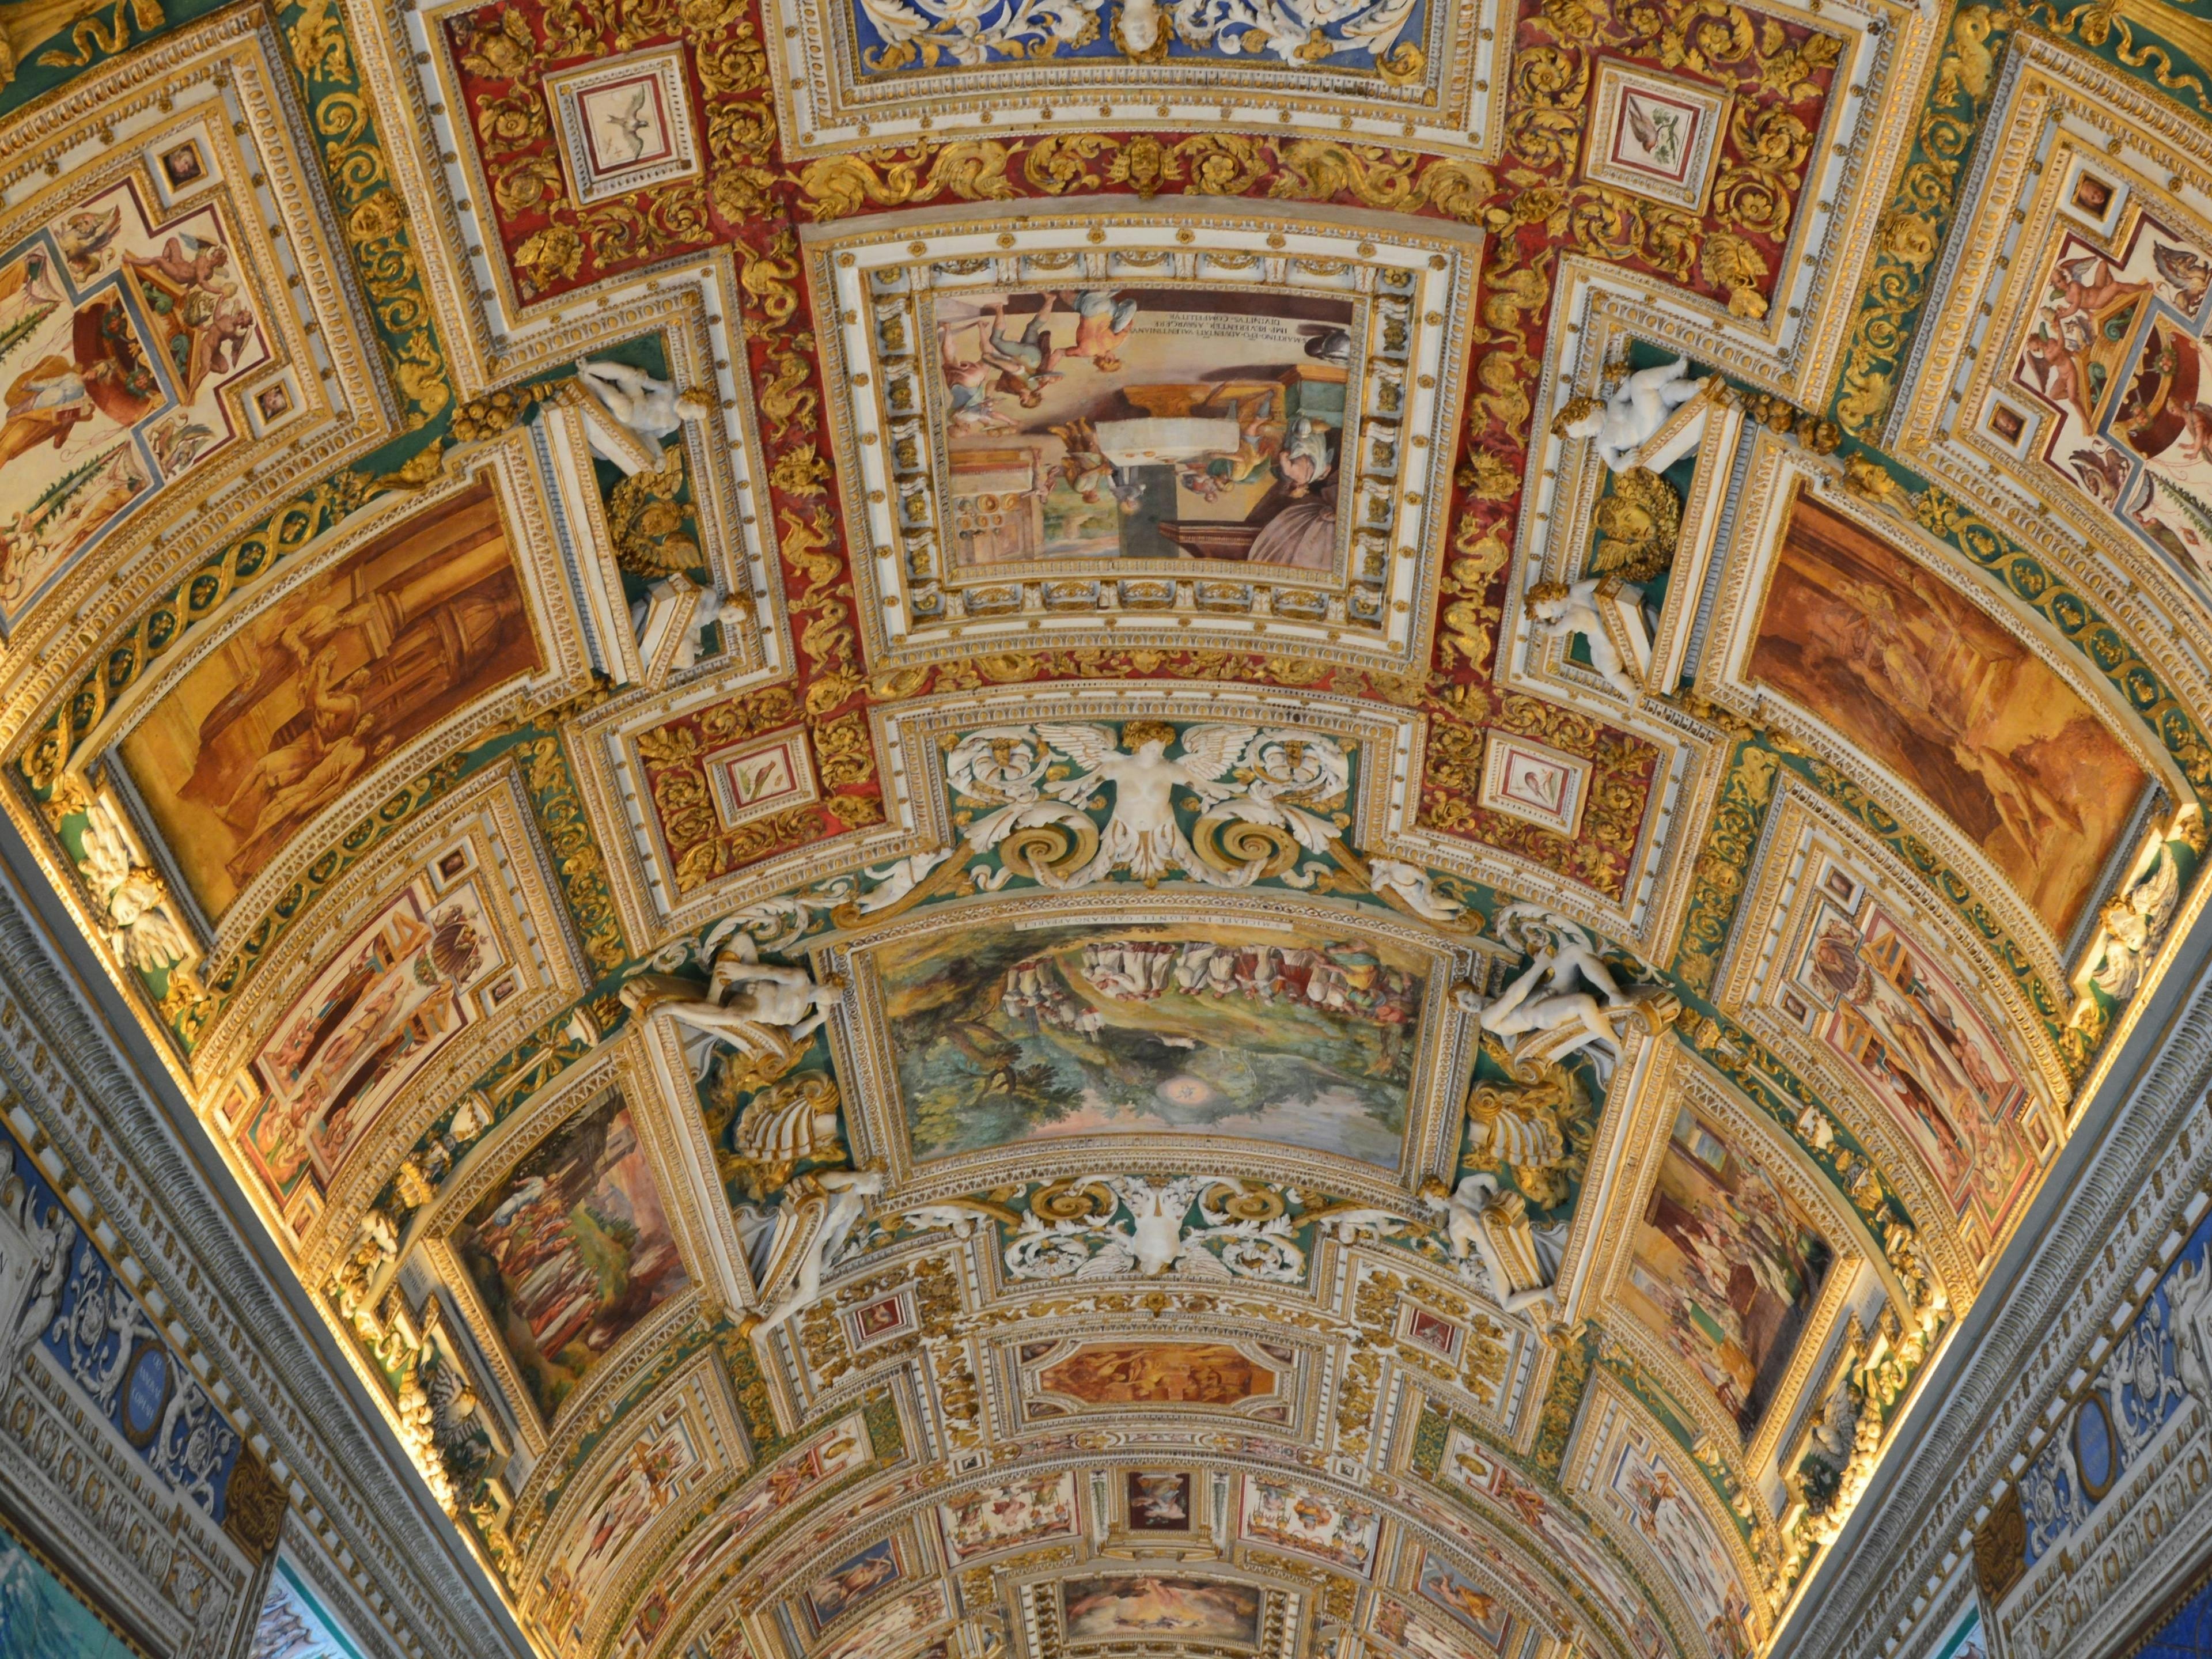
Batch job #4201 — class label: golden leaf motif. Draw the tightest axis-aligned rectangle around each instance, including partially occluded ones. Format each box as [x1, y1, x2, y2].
[608, 452, 700, 578]
[794, 142, 1014, 222]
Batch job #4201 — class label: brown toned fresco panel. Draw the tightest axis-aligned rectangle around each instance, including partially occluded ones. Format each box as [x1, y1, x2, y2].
[1748, 492, 2145, 937]
[119, 481, 540, 918]
[1039, 1341, 1274, 1407]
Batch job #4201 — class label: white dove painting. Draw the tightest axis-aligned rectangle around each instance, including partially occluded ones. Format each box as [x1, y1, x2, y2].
[546, 53, 699, 206]
[877, 915, 1427, 1168]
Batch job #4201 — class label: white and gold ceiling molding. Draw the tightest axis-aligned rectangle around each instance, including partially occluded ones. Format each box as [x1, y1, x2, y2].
[10, 0, 2212, 1657]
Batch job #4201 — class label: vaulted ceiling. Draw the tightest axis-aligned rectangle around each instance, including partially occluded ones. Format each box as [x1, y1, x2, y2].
[2, 0, 2210, 1655]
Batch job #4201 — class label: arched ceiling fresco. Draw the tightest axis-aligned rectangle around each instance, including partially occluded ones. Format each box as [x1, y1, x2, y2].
[6, 0, 2212, 1654]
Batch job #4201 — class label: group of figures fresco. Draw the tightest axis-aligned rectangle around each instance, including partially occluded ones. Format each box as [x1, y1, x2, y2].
[117, 480, 540, 920]
[237, 876, 505, 1226]
[453, 1092, 689, 1421]
[0, 180, 265, 629]
[938, 1472, 1078, 1559]
[1060, 1574, 1262, 1642]
[535, 1406, 710, 1655]
[2009, 209, 2212, 601]
[1784, 878, 2037, 1243]
[938, 286, 1353, 574]
[1620, 1104, 1832, 1439]
[1602, 1437, 1753, 1658]
[1036, 1339, 1279, 1406]
[1440, 1430, 1668, 1659]
[614, 1415, 872, 1658]
[881, 917, 1423, 1169]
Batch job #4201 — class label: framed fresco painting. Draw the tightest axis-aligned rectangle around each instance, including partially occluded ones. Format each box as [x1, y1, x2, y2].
[1059, 1575, 1263, 1646]
[807, 211, 1475, 675]
[1099, 1469, 1213, 1558]
[834, 890, 1466, 1187]
[233, 872, 506, 1227]
[937, 1472, 1080, 1563]
[0, 1510, 150, 1658]
[1742, 487, 2150, 942]
[1594, 1050, 1858, 1468]
[0, 180, 272, 634]
[1616, 1097, 1834, 1440]
[432, 1085, 692, 1436]
[1775, 852, 2041, 1249]
[116, 478, 547, 922]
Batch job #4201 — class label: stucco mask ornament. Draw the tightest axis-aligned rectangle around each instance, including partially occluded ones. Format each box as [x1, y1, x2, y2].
[997, 1176, 1310, 1283]
[943, 721, 1350, 890]
[1481, 904, 1678, 1078]
[620, 933, 846, 1088]
[576, 359, 710, 474]
[1549, 355, 1707, 472]
[1524, 575, 1653, 699]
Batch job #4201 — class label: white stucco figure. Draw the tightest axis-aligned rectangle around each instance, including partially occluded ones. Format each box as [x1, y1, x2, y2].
[1369, 857, 1466, 923]
[76, 792, 196, 975]
[757, 1167, 886, 1328]
[855, 849, 956, 914]
[2090, 838, 2184, 1003]
[631, 575, 729, 673]
[1525, 577, 1652, 698]
[1479, 908, 1631, 1061]
[1550, 355, 1707, 472]
[1, 1173, 77, 1378]
[577, 359, 709, 472]
[620, 934, 844, 1083]
[2163, 1249, 2212, 1404]
[1420, 1173, 1553, 1314]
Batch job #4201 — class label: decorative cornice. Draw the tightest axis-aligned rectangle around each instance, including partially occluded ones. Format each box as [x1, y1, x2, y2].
[0, 815, 528, 1659]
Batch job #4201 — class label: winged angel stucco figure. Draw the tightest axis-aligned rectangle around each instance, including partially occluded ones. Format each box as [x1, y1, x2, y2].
[857, 0, 1419, 70]
[944, 720, 1350, 889]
